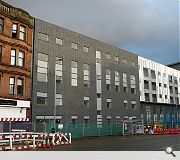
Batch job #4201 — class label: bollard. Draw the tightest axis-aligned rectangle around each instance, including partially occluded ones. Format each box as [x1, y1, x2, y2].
[33, 134, 36, 148]
[69, 133, 72, 144]
[9, 134, 13, 150]
[52, 134, 55, 146]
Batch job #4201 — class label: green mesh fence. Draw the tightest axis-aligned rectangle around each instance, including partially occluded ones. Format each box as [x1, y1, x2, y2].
[45, 123, 123, 138]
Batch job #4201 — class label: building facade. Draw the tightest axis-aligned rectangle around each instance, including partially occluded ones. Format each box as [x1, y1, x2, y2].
[32, 19, 140, 125]
[0, 0, 33, 122]
[139, 56, 180, 128]
[167, 62, 180, 71]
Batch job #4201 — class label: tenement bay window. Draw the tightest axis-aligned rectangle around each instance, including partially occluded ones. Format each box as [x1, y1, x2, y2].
[17, 79, 23, 96]
[12, 23, 18, 38]
[0, 18, 4, 34]
[19, 25, 26, 41]
[11, 49, 16, 65]
[18, 51, 24, 67]
[9, 77, 15, 95]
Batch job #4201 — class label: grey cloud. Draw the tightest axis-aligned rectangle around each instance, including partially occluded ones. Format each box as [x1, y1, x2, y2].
[4, 0, 179, 64]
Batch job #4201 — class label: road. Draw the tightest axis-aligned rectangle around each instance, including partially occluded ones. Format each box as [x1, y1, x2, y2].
[37, 134, 180, 151]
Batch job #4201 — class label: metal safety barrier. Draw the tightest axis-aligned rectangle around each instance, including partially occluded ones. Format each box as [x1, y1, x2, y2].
[149, 128, 180, 135]
[0, 132, 72, 151]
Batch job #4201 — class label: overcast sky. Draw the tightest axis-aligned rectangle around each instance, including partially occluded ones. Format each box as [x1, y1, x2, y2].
[4, 0, 179, 64]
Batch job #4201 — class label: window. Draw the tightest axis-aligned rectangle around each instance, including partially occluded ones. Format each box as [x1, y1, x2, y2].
[96, 51, 101, 59]
[145, 93, 150, 101]
[56, 94, 62, 106]
[169, 75, 173, 83]
[106, 69, 111, 90]
[151, 82, 156, 90]
[97, 93, 101, 98]
[169, 86, 173, 94]
[152, 94, 157, 102]
[12, 23, 18, 38]
[56, 57, 63, 84]
[83, 64, 90, 87]
[71, 61, 77, 86]
[84, 97, 89, 107]
[123, 73, 128, 93]
[159, 94, 162, 98]
[170, 97, 174, 104]
[0, 45, 2, 62]
[55, 38, 63, 45]
[151, 70, 156, 79]
[0, 17, 4, 34]
[131, 61, 135, 66]
[123, 100, 128, 109]
[122, 58, 127, 64]
[105, 53, 110, 59]
[83, 46, 89, 52]
[165, 95, 167, 99]
[37, 53, 48, 82]
[107, 99, 111, 108]
[19, 25, 26, 41]
[38, 32, 49, 41]
[144, 80, 149, 89]
[131, 101, 136, 109]
[71, 42, 77, 50]
[9, 77, 15, 95]
[130, 75, 136, 94]
[114, 56, 119, 62]
[143, 68, 149, 77]
[175, 87, 178, 94]
[174, 77, 177, 84]
[164, 84, 167, 88]
[11, 49, 16, 65]
[115, 71, 120, 92]
[17, 79, 23, 96]
[159, 83, 161, 87]
[37, 92, 47, 105]
[18, 51, 24, 67]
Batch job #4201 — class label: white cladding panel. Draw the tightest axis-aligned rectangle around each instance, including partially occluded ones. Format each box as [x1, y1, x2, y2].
[0, 108, 26, 118]
[138, 56, 180, 104]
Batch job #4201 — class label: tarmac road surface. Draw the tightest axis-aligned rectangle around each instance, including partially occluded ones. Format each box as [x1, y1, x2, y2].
[37, 134, 180, 151]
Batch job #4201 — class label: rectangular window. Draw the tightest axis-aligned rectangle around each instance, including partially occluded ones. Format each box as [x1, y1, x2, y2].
[0, 17, 4, 34]
[122, 58, 127, 64]
[37, 53, 48, 82]
[170, 97, 174, 104]
[115, 71, 120, 92]
[151, 82, 156, 90]
[175, 87, 178, 95]
[169, 86, 173, 94]
[143, 68, 149, 77]
[71, 42, 77, 50]
[83, 46, 89, 52]
[56, 94, 62, 106]
[164, 84, 167, 88]
[131, 61, 135, 66]
[9, 77, 15, 95]
[84, 64, 90, 87]
[37, 92, 47, 105]
[106, 69, 111, 90]
[123, 100, 128, 109]
[107, 98, 111, 108]
[151, 70, 156, 79]
[174, 77, 177, 84]
[152, 94, 157, 102]
[0, 45, 2, 62]
[169, 75, 173, 83]
[71, 61, 77, 86]
[56, 38, 63, 45]
[17, 79, 23, 96]
[11, 49, 16, 65]
[130, 75, 136, 94]
[144, 80, 149, 89]
[96, 50, 101, 59]
[12, 23, 18, 38]
[145, 93, 150, 101]
[114, 56, 119, 62]
[56, 57, 63, 84]
[159, 94, 162, 98]
[123, 73, 128, 93]
[38, 32, 49, 41]
[131, 101, 136, 109]
[18, 51, 24, 67]
[105, 53, 110, 59]
[19, 25, 26, 41]
[84, 97, 89, 107]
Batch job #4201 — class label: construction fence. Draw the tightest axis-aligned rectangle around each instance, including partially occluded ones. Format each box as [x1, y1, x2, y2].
[0, 122, 124, 138]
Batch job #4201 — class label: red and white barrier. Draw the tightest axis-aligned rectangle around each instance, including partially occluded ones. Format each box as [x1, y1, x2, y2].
[153, 128, 180, 135]
[0, 132, 72, 151]
[0, 118, 29, 121]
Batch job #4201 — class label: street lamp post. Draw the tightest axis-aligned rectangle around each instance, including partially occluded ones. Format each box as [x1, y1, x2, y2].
[54, 60, 56, 129]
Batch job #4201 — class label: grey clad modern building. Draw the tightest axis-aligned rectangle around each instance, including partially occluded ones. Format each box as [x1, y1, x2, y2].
[32, 19, 140, 125]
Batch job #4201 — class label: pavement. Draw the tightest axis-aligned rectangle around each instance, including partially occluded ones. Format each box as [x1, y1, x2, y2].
[36, 134, 180, 151]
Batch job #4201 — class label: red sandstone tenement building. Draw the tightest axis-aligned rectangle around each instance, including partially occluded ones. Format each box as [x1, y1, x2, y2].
[0, 0, 33, 122]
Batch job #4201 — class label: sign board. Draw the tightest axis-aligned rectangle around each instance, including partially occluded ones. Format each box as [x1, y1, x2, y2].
[58, 124, 63, 129]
